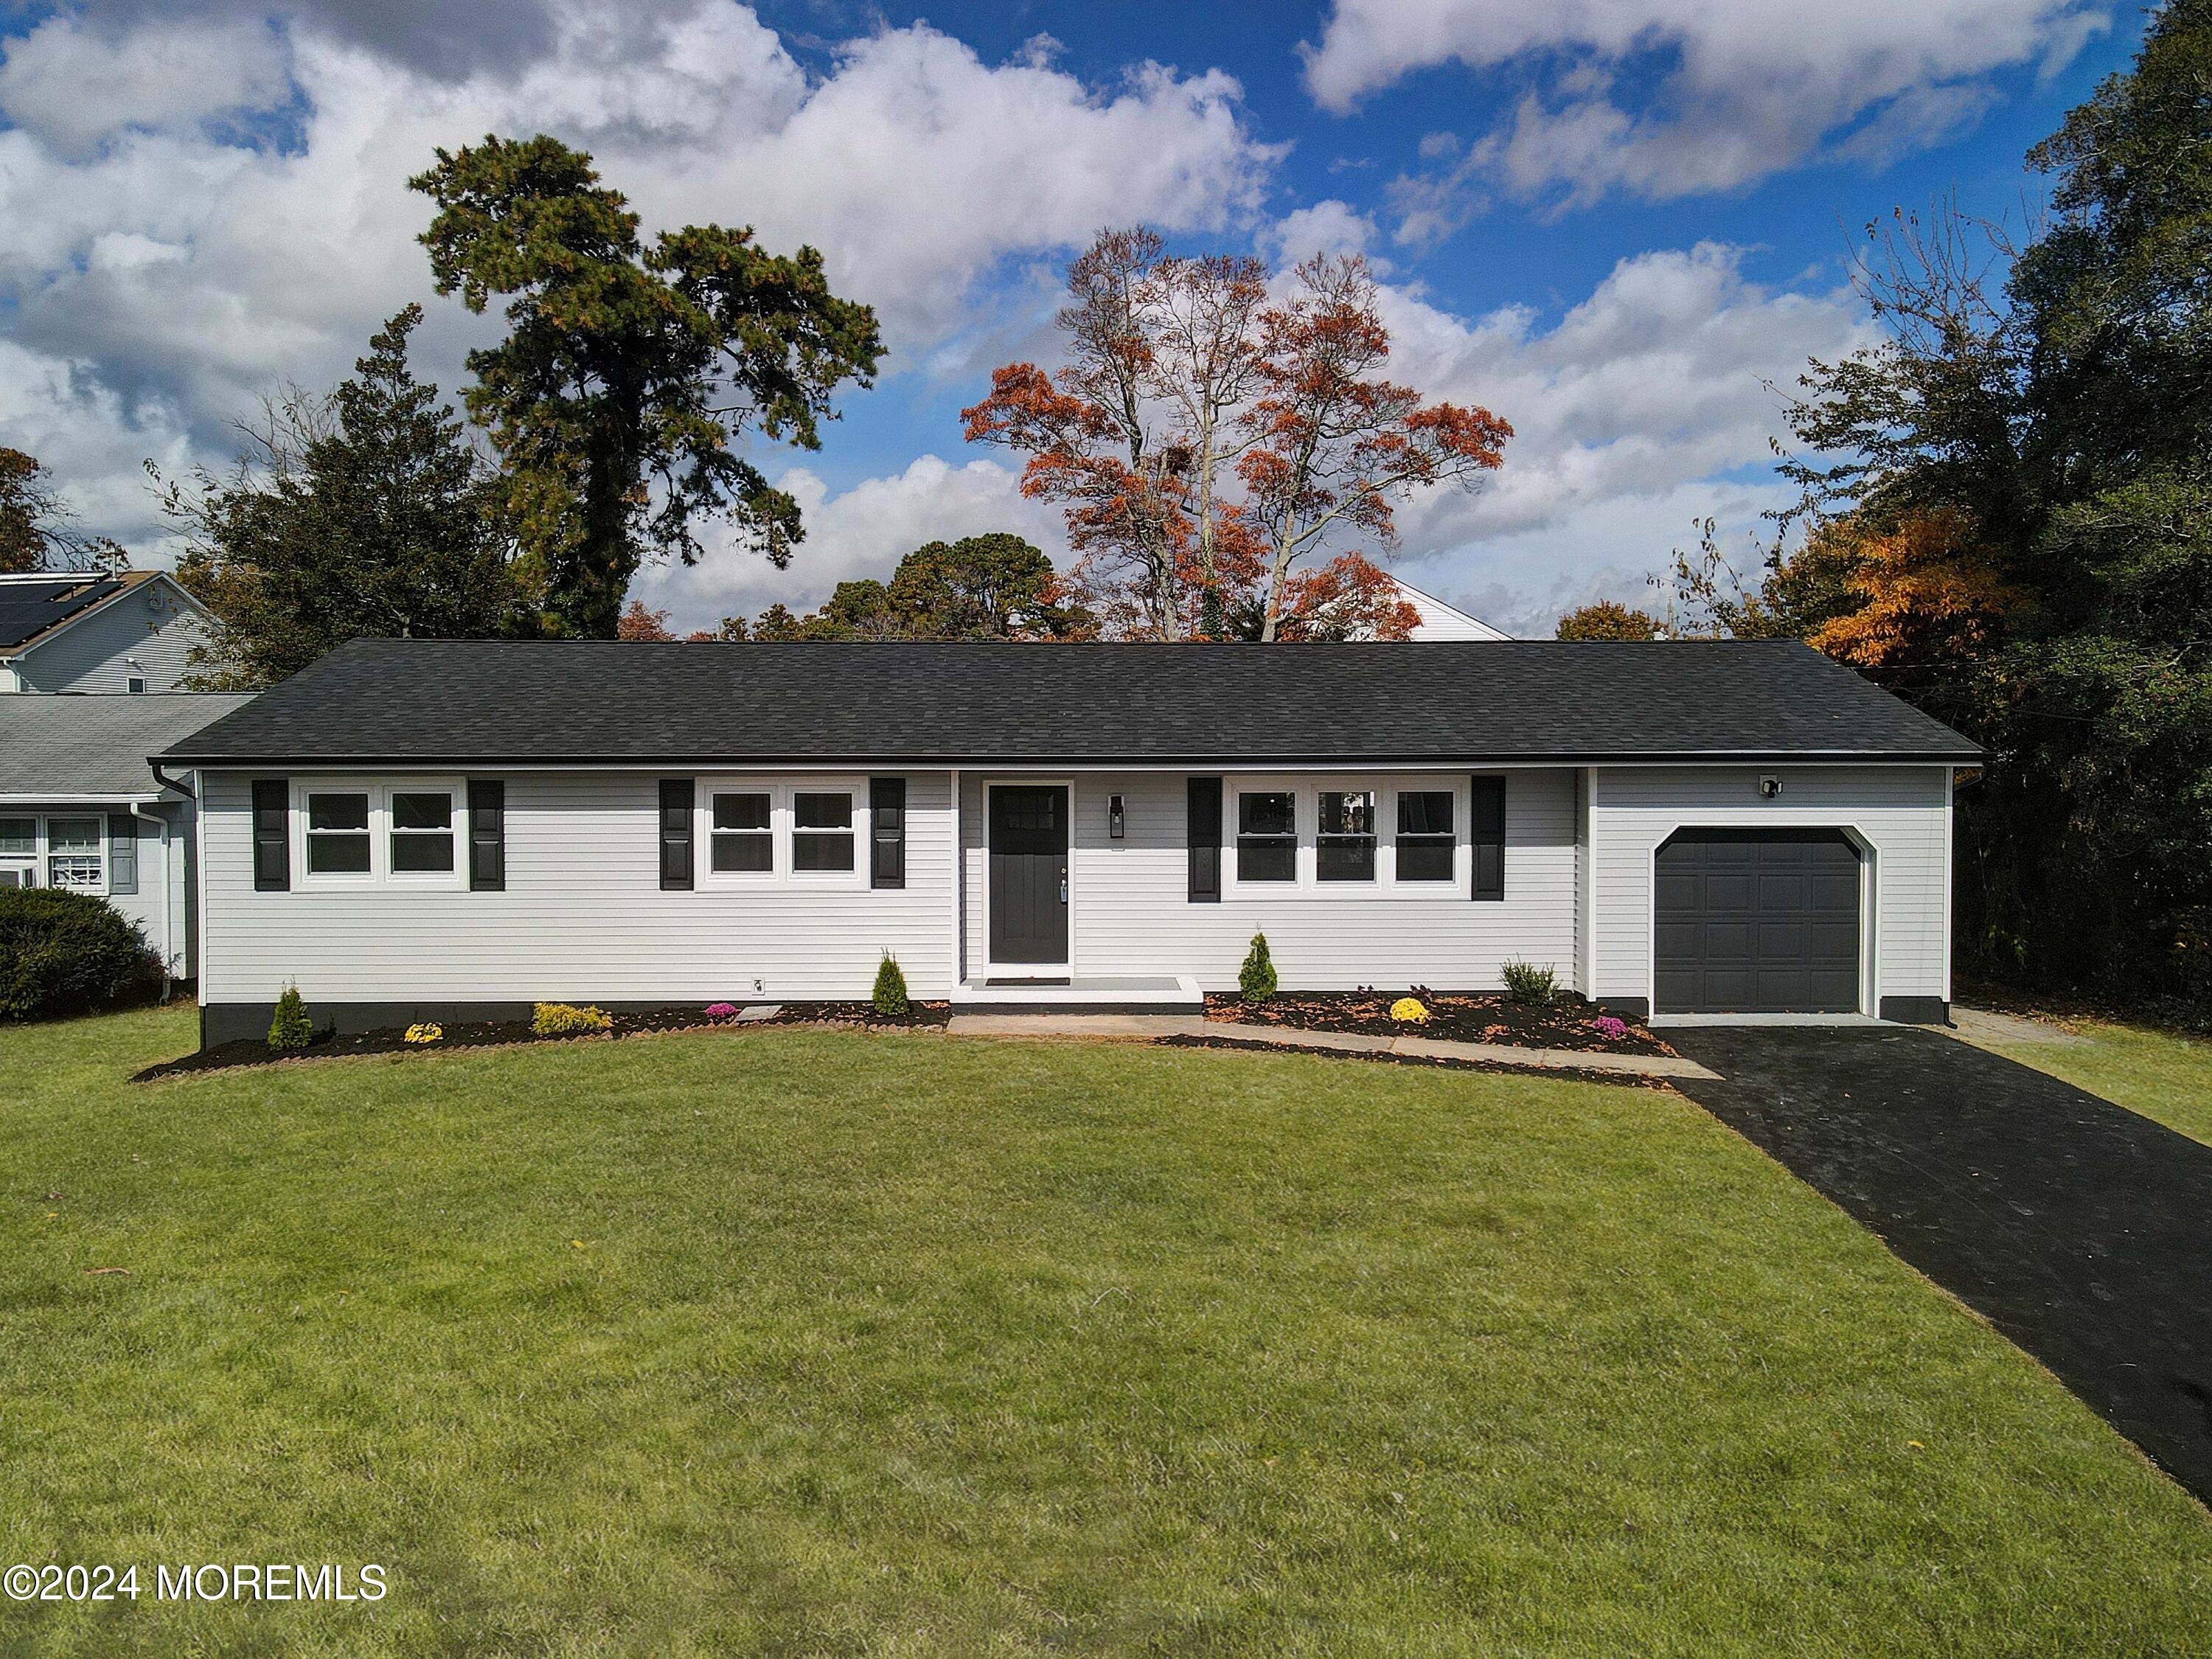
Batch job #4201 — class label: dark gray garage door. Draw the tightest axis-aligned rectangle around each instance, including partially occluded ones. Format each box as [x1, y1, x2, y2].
[1655, 829, 1860, 1014]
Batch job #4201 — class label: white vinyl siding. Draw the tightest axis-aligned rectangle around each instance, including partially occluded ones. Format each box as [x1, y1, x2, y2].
[1589, 764, 1952, 1012]
[960, 769, 1580, 992]
[199, 771, 956, 1004]
[11, 582, 209, 694]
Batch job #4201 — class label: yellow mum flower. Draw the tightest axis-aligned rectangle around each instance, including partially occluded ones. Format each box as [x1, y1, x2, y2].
[1390, 997, 1429, 1023]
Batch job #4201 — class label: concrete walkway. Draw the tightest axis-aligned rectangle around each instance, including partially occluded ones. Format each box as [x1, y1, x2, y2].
[942, 1012, 1717, 1079]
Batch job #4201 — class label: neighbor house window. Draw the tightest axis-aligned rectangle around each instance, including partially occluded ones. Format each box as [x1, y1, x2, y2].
[126, 676, 147, 695]
[1395, 791, 1455, 883]
[305, 791, 372, 874]
[2, 816, 37, 887]
[1237, 791, 1296, 883]
[792, 791, 855, 872]
[45, 816, 103, 891]
[711, 791, 773, 872]
[1316, 790, 1377, 882]
[388, 790, 456, 874]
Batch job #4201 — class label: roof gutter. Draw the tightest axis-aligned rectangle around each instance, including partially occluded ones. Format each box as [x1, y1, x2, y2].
[149, 760, 196, 799]
[159, 748, 1986, 770]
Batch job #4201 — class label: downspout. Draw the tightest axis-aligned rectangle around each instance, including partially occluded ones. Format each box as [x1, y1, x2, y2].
[128, 798, 173, 1001]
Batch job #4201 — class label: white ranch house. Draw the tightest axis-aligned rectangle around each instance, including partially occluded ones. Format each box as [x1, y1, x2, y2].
[155, 639, 1978, 1048]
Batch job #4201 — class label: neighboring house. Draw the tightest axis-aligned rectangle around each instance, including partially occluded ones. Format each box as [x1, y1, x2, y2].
[160, 639, 1979, 1048]
[0, 570, 212, 694]
[1, 692, 256, 984]
[1386, 574, 1513, 640]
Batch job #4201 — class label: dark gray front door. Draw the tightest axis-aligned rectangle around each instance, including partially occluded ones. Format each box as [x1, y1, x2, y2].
[1655, 828, 1860, 1014]
[989, 786, 1068, 966]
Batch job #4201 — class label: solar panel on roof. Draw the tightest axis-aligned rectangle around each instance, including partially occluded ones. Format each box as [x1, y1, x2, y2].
[0, 578, 124, 648]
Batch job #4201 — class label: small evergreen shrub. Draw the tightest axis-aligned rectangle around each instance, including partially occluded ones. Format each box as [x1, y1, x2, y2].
[1501, 960, 1557, 1004]
[532, 1001, 612, 1037]
[0, 887, 158, 1022]
[872, 953, 911, 1017]
[1239, 933, 1278, 1003]
[268, 984, 312, 1051]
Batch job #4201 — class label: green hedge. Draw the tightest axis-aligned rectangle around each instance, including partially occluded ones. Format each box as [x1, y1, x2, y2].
[0, 888, 159, 1022]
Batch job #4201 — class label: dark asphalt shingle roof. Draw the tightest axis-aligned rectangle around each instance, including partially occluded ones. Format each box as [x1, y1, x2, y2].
[1, 692, 257, 797]
[157, 639, 1979, 766]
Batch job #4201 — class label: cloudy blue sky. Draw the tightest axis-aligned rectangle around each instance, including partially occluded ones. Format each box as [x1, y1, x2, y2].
[0, 0, 2145, 635]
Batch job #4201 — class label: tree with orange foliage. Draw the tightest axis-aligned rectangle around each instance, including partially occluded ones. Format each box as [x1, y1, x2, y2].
[615, 598, 677, 641]
[964, 230, 1509, 641]
[1798, 509, 2018, 669]
[1237, 256, 1510, 639]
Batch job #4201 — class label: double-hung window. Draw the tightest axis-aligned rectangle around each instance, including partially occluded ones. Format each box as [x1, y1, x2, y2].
[792, 791, 855, 872]
[1316, 790, 1377, 882]
[389, 790, 456, 874]
[305, 791, 372, 875]
[1395, 790, 1455, 883]
[711, 791, 773, 873]
[0, 817, 32, 888]
[44, 817, 105, 891]
[1237, 791, 1296, 883]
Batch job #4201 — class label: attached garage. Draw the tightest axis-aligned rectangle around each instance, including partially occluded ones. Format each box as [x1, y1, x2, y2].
[1653, 828, 1863, 1015]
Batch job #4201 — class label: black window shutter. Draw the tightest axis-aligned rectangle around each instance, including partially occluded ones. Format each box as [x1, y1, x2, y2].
[1471, 776, 1505, 901]
[468, 779, 506, 892]
[107, 814, 138, 896]
[870, 777, 906, 889]
[659, 779, 694, 891]
[1187, 776, 1222, 902]
[251, 779, 288, 891]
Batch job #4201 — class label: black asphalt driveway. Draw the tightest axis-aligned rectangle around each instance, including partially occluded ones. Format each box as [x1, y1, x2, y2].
[1667, 1024, 2212, 1506]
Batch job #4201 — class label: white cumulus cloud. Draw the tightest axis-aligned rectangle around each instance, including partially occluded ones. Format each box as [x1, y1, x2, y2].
[1303, 0, 2106, 215]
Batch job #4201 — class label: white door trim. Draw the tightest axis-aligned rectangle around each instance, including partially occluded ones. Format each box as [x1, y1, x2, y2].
[981, 777, 1075, 979]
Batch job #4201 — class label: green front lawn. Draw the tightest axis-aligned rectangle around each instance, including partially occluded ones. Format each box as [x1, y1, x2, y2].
[1967, 1014, 2212, 1148]
[1, 1009, 2205, 1656]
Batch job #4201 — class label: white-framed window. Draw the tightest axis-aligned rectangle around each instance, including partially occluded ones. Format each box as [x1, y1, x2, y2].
[1316, 789, 1377, 883]
[1394, 790, 1456, 883]
[1223, 777, 1471, 897]
[0, 815, 33, 880]
[1236, 790, 1297, 883]
[388, 789, 457, 877]
[709, 790, 774, 874]
[304, 790, 372, 877]
[792, 789, 857, 874]
[292, 778, 466, 889]
[694, 776, 867, 888]
[45, 815, 104, 891]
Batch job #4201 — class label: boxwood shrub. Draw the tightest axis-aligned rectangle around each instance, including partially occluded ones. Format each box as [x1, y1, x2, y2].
[0, 888, 159, 1022]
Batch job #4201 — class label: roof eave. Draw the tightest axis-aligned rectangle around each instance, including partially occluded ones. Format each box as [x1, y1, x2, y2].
[161, 746, 1986, 768]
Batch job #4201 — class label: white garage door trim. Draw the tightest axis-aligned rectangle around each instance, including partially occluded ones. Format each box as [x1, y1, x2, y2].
[1641, 820, 1879, 1020]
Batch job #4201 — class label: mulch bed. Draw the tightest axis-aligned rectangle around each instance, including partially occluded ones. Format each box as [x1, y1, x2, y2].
[1205, 990, 1677, 1057]
[134, 1002, 950, 1082]
[1158, 1033, 1675, 1091]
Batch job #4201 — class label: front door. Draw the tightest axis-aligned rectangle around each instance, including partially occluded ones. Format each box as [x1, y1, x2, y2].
[989, 785, 1069, 968]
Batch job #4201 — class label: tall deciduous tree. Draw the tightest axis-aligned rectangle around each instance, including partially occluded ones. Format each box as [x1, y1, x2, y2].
[412, 133, 882, 639]
[965, 230, 1509, 641]
[0, 449, 123, 574]
[1237, 256, 1510, 640]
[166, 306, 524, 688]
